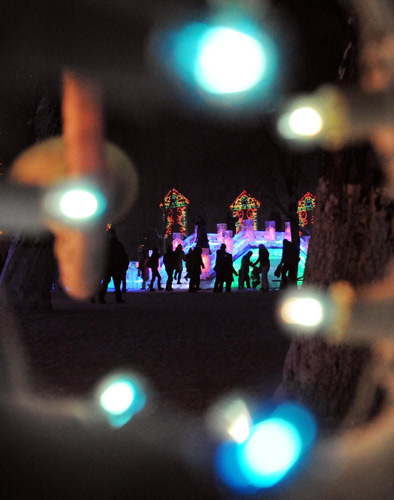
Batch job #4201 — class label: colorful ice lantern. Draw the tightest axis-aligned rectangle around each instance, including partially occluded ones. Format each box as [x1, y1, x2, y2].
[284, 222, 292, 241]
[201, 248, 211, 279]
[265, 221, 276, 241]
[160, 188, 190, 239]
[172, 232, 184, 251]
[224, 230, 234, 254]
[217, 223, 227, 243]
[229, 190, 261, 234]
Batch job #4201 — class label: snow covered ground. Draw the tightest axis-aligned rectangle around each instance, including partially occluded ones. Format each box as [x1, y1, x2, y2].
[16, 288, 290, 416]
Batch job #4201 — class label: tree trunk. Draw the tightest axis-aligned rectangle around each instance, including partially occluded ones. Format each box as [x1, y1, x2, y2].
[1, 85, 61, 311]
[281, 145, 394, 424]
[1, 233, 55, 312]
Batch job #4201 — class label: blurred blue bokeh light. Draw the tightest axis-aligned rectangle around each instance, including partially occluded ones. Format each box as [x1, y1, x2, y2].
[157, 19, 277, 101]
[215, 402, 317, 492]
[97, 374, 146, 428]
[240, 418, 302, 488]
[194, 26, 266, 94]
[271, 403, 317, 449]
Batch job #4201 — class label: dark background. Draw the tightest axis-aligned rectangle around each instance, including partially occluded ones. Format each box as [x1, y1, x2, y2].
[0, 0, 352, 258]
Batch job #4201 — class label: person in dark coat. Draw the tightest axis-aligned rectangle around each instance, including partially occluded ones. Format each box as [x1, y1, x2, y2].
[173, 244, 186, 284]
[238, 251, 253, 289]
[99, 228, 129, 303]
[148, 247, 163, 292]
[279, 239, 300, 289]
[223, 252, 238, 292]
[137, 247, 150, 290]
[188, 246, 204, 292]
[213, 243, 227, 293]
[163, 245, 175, 291]
[254, 244, 270, 291]
[185, 248, 193, 280]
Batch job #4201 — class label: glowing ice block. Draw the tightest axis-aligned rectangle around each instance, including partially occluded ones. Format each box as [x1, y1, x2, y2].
[217, 223, 227, 243]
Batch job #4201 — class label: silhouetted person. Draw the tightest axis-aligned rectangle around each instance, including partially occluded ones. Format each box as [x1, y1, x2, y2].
[99, 228, 129, 303]
[251, 266, 260, 289]
[254, 244, 270, 292]
[188, 246, 204, 292]
[121, 272, 128, 293]
[163, 245, 175, 291]
[214, 243, 227, 292]
[279, 239, 300, 289]
[121, 247, 130, 293]
[238, 251, 253, 289]
[224, 252, 238, 292]
[138, 247, 150, 290]
[195, 215, 210, 251]
[148, 247, 163, 292]
[173, 244, 186, 284]
[226, 210, 238, 236]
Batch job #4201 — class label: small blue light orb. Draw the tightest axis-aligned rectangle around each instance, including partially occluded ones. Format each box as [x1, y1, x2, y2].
[100, 381, 135, 415]
[215, 403, 317, 492]
[215, 441, 256, 492]
[96, 374, 146, 428]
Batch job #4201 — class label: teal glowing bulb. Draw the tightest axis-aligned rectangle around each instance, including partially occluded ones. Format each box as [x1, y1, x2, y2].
[96, 374, 146, 428]
[194, 27, 266, 94]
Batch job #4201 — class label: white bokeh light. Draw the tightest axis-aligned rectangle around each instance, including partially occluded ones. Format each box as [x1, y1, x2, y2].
[99, 381, 135, 415]
[195, 27, 266, 94]
[280, 297, 324, 327]
[59, 189, 99, 220]
[288, 107, 323, 136]
[227, 414, 252, 444]
[243, 419, 302, 477]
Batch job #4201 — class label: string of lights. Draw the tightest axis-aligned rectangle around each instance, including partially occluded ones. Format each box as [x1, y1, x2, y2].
[229, 190, 260, 233]
[160, 189, 190, 238]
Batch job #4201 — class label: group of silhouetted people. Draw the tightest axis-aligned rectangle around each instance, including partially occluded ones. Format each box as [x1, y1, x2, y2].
[95, 227, 300, 302]
[144, 244, 204, 293]
[213, 243, 270, 293]
[136, 244, 187, 292]
[136, 237, 300, 294]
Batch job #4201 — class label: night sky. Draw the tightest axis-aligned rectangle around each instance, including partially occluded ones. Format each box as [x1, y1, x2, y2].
[0, 0, 352, 257]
